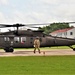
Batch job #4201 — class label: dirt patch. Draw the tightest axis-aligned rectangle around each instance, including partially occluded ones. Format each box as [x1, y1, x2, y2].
[0, 49, 75, 57]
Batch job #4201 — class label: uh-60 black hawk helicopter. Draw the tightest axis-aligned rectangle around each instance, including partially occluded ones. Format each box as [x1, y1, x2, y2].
[0, 22, 75, 52]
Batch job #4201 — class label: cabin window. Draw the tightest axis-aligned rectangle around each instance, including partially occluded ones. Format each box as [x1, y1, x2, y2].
[30, 37, 33, 40]
[4, 37, 10, 41]
[14, 37, 19, 43]
[70, 32, 73, 35]
[21, 37, 26, 43]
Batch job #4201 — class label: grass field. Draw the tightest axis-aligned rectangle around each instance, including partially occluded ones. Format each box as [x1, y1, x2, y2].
[0, 56, 75, 75]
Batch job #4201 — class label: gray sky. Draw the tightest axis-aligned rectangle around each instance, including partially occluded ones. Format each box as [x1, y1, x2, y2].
[0, 0, 75, 31]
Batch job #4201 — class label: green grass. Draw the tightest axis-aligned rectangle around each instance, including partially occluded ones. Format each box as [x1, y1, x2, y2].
[0, 56, 75, 75]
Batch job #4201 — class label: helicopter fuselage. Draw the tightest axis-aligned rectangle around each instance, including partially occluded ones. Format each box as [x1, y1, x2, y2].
[0, 34, 75, 52]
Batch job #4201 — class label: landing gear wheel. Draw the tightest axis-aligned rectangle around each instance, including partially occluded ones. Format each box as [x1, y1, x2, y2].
[9, 47, 14, 52]
[4, 47, 14, 52]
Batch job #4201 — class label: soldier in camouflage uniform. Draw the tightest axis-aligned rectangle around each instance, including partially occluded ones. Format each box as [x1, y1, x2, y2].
[33, 37, 40, 53]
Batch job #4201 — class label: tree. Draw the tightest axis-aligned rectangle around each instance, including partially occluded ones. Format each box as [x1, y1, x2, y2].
[38, 23, 74, 34]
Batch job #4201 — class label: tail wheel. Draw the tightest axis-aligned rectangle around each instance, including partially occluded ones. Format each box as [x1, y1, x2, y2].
[73, 48, 75, 51]
[68, 46, 75, 51]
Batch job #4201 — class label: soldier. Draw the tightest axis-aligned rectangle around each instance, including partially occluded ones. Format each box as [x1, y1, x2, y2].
[33, 37, 41, 53]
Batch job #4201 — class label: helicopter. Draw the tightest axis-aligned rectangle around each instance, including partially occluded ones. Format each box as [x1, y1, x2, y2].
[0, 22, 75, 52]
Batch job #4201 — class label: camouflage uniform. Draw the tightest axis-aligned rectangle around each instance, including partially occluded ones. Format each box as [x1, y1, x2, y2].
[34, 38, 40, 53]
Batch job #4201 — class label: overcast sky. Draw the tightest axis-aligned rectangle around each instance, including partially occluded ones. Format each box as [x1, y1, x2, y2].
[0, 0, 75, 31]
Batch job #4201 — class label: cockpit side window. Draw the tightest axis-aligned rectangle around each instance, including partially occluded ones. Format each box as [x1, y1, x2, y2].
[21, 37, 26, 43]
[14, 37, 19, 43]
[4, 37, 10, 41]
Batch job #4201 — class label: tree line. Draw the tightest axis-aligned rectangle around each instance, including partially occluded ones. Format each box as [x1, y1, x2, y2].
[38, 23, 74, 34]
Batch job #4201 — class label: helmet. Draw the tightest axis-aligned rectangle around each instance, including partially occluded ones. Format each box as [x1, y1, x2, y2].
[36, 36, 39, 39]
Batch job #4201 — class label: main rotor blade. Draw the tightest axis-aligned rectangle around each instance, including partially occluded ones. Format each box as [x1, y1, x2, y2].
[66, 22, 75, 24]
[30, 27, 40, 28]
[25, 23, 50, 25]
[23, 22, 75, 27]
[0, 21, 75, 28]
[0, 24, 13, 27]
[0, 24, 25, 28]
